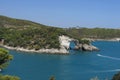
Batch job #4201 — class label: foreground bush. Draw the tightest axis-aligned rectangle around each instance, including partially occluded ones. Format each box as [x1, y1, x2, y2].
[112, 72, 120, 80]
[0, 48, 13, 69]
[0, 74, 20, 80]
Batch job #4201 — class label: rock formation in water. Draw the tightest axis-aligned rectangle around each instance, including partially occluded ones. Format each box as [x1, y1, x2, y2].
[59, 35, 99, 51]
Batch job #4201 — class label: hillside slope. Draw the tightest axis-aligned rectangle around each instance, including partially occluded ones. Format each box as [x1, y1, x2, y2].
[66, 27, 120, 39]
[0, 15, 66, 50]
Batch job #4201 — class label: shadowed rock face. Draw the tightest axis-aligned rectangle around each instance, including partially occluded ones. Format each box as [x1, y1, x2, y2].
[74, 44, 99, 51]
[82, 44, 99, 51]
[73, 40, 99, 51]
[0, 38, 4, 45]
[0, 69, 2, 72]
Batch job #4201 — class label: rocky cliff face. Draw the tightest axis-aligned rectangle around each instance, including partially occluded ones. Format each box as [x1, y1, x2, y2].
[59, 35, 72, 49]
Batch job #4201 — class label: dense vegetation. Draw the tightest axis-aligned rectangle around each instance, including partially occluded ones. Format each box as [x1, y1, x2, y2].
[0, 15, 66, 50]
[49, 76, 55, 80]
[66, 27, 120, 39]
[90, 72, 120, 80]
[112, 72, 120, 80]
[0, 48, 13, 69]
[0, 48, 20, 80]
[0, 74, 20, 80]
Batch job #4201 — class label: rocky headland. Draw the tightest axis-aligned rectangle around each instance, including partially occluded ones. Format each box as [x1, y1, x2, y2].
[0, 35, 99, 54]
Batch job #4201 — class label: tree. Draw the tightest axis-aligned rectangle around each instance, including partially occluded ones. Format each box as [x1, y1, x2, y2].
[0, 48, 20, 80]
[0, 74, 20, 80]
[112, 72, 120, 80]
[0, 48, 13, 69]
[49, 76, 55, 80]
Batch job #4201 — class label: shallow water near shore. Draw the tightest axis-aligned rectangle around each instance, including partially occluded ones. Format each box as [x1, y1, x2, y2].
[1, 41, 120, 80]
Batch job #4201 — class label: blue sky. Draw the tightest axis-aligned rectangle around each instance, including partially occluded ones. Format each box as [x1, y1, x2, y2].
[0, 0, 120, 28]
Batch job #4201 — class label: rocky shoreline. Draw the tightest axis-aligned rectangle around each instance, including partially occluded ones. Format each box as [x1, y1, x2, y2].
[74, 44, 99, 51]
[82, 38, 120, 42]
[0, 35, 101, 54]
[1, 45, 69, 54]
[0, 36, 71, 54]
[0, 35, 71, 54]
[1, 36, 119, 54]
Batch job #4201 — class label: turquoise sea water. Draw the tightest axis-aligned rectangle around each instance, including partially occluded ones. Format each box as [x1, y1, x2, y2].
[1, 41, 120, 80]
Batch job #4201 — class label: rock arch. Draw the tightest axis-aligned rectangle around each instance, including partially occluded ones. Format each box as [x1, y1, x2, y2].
[59, 35, 99, 51]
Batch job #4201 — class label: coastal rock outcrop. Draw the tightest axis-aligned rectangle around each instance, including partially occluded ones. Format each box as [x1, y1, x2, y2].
[82, 44, 99, 51]
[59, 35, 99, 51]
[74, 44, 99, 51]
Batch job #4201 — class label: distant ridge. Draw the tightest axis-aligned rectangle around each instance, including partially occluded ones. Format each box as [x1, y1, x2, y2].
[0, 15, 51, 29]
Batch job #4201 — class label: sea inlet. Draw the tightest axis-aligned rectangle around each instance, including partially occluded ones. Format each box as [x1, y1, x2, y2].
[1, 41, 120, 80]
